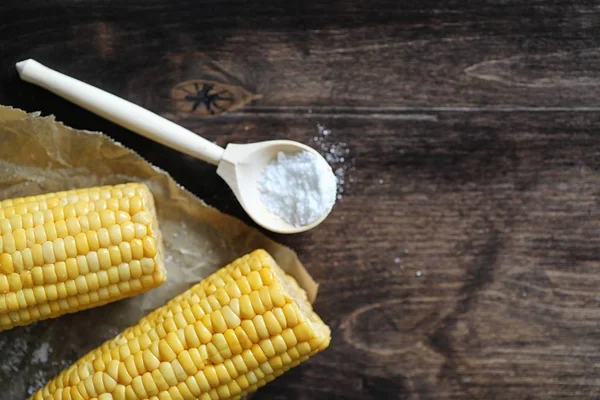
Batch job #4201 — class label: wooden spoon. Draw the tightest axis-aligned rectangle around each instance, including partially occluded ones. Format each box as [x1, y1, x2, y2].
[16, 59, 335, 234]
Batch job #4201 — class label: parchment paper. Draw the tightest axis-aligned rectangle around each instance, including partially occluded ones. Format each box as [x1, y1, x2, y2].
[0, 106, 317, 398]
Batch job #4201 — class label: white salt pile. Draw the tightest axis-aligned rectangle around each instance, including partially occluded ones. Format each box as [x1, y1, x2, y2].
[259, 151, 337, 227]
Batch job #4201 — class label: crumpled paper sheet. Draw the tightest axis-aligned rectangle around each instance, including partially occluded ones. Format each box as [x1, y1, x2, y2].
[0, 106, 317, 398]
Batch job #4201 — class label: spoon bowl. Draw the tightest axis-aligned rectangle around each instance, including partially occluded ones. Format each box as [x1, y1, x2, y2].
[217, 140, 334, 233]
[16, 59, 336, 234]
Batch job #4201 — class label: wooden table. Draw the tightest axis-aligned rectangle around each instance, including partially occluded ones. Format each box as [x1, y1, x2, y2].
[2, 1, 599, 399]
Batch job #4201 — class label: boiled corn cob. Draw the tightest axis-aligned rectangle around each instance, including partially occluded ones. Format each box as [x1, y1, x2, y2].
[33, 249, 330, 400]
[0, 183, 166, 331]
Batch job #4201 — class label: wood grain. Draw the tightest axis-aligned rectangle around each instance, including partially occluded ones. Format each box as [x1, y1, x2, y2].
[2, 1, 600, 399]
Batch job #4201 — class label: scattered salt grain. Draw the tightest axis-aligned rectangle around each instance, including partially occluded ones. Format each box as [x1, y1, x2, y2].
[32, 342, 52, 364]
[416, 271, 422, 277]
[312, 123, 353, 199]
[317, 124, 331, 136]
[178, 248, 193, 256]
[394, 257, 401, 264]
[379, 179, 384, 184]
[27, 370, 47, 396]
[259, 151, 337, 227]
[0, 336, 28, 373]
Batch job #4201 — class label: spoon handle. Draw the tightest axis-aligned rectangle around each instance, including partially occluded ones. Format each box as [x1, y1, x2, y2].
[16, 59, 225, 166]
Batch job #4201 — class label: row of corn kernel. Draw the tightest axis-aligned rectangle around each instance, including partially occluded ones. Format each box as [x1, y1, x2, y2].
[0, 213, 151, 254]
[0, 257, 161, 327]
[0, 183, 146, 209]
[1, 272, 163, 329]
[0, 218, 152, 268]
[0, 189, 148, 220]
[0, 201, 151, 238]
[0, 207, 150, 237]
[0, 184, 138, 207]
[0, 232, 156, 275]
[3, 268, 160, 316]
[0, 258, 157, 310]
[0, 256, 156, 292]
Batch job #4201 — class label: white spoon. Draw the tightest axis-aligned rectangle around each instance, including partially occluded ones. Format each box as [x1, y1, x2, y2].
[15, 59, 335, 234]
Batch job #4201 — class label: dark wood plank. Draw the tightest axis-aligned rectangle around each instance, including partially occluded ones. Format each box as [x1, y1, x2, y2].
[1, 1, 600, 399]
[2, 0, 600, 111]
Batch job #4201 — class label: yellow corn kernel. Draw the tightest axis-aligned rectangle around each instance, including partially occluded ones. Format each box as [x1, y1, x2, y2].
[134, 223, 147, 239]
[141, 258, 156, 275]
[131, 239, 144, 260]
[55, 220, 69, 238]
[64, 236, 77, 258]
[252, 315, 270, 339]
[115, 210, 130, 224]
[263, 311, 282, 336]
[132, 211, 152, 227]
[13, 229, 27, 251]
[45, 222, 58, 241]
[99, 209, 116, 228]
[282, 304, 298, 328]
[97, 228, 111, 248]
[109, 224, 123, 245]
[97, 248, 112, 270]
[129, 197, 143, 215]
[108, 197, 121, 210]
[42, 264, 58, 284]
[143, 236, 157, 258]
[0, 252, 14, 274]
[7, 273, 22, 292]
[74, 232, 89, 254]
[31, 243, 44, 266]
[0, 275, 8, 294]
[86, 230, 100, 251]
[66, 216, 81, 236]
[110, 246, 123, 266]
[272, 307, 287, 329]
[2, 232, 16, 254]
[21, 248, 34, 270]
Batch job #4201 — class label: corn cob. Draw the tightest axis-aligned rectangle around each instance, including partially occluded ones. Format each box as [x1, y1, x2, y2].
[0, 183, 166, 331]
[33, 249, 330, 400]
